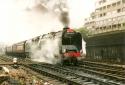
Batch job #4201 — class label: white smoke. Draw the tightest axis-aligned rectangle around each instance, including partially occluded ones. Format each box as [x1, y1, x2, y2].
[0, 43, 6, 55]
[30, 38, 61, 64]
[0, 0, 64, 45]
[82, 39, 86, 57]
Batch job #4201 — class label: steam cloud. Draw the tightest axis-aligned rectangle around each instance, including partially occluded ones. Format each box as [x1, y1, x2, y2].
[30, 38, 61, 64]
[82, 39, 86, 57]
[27, 0, 69, 26]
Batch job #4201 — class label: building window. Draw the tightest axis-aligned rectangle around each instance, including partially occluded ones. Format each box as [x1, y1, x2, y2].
[118, 24, 121, 28]
[112, 3, 116, 7]
[99, 1, 102, 5]
[107, 5, 111, 8]
[102, 0, 106, 3]
[117, 1, 121, 5]
[100, 7, 103, 11]
[95, 8, 100, 12]
[99, 0, 106, 4]
[122, 0, 125, 3]
[100, 14, 103, 17]
[109, 25, 112, 29]
[103, 6, 106, 10]
[112, 24, 117, 28]
[103, 13, 106, 16]
[96, 27, 99, 30]
[103, 26, 106, 29]
[106, 25, 111, 29]
[100, 27, 103, 30]
[122, 7, 125, 11]
[123, 23, 125, 26]
[117, 9, 121, 13]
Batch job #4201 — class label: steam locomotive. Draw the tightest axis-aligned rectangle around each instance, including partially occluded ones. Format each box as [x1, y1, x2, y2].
[6, 27, 83, 65]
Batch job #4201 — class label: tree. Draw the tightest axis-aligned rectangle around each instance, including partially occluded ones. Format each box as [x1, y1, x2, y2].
[75, 27, 90, 39]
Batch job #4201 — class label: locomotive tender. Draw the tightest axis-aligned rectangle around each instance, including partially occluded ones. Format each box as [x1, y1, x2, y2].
[6, 27, 83, 65]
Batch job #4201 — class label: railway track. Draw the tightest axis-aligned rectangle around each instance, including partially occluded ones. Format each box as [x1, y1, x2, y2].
[1, 55, 125, 85]
[80, 61, 125, 78]
[78, 64, 125, 78]
[68, 61, 125, 84]
[80, 61, 125, 70]
[63, 66, 124, 84]
[25, 63, 123, 85]
[0, 55, 66, 85]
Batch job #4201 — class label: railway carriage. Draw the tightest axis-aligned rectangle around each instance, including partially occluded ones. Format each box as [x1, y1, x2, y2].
[6, 41, 26, 58]
[12, 41, 26, 57]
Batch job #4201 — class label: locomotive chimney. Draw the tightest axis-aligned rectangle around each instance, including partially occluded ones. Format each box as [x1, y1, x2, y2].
[63, 26, 69, 30]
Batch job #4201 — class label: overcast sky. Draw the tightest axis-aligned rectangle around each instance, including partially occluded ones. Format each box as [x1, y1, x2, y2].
[0, 0, 96, 44]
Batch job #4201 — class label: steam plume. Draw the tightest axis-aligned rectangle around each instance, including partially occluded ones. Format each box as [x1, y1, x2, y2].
[30, 38, 61, 64]
[53, 0, 69, 26]
[27, 0, 69, 26]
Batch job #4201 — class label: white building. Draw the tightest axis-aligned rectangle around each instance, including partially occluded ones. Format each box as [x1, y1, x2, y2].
[84, 0, 125, 34]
